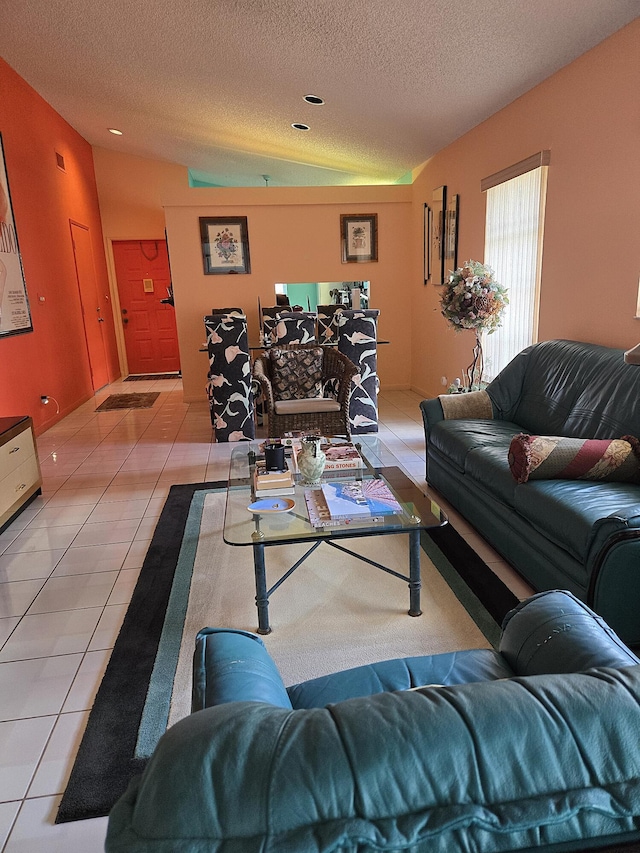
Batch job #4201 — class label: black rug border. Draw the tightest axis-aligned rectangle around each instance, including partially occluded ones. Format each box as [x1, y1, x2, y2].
[56, 478, 517, 824]
[427, 523, 518, 626]
[56, 481, 226, 824]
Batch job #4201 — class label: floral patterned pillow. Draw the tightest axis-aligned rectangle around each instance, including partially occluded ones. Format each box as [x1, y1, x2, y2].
[270, 347, 324, 400]
[508, 433, 640, 484]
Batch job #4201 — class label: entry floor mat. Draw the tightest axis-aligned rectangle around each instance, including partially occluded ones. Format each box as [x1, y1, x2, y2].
[124, 373, 180, 381]
[95, 393, 160, 411]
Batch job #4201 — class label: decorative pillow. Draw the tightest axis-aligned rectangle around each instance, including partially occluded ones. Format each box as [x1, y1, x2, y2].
[270, 347, 323, 401]
[508, 433, 640, 484]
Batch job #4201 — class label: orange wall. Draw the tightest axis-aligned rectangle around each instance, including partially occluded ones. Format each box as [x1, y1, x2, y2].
[410, 19, 640, 398]
[92, 147, 186, 370]
[0, 59, 120, 432]
[162, 185, 413, 400]
[93, 147, 185, 240]
[0, 24, 635, 434]
[93, 153, 414, 401]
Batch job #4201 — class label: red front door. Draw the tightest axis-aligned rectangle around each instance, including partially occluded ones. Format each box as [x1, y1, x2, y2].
[112, 239, 180, 375]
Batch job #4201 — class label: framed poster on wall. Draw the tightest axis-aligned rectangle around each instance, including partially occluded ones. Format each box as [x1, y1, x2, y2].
[0, 134, 33, 337]
[430, 185, 446, 286]
[423, 203, 431, 284]
[445, 193, 459, 275]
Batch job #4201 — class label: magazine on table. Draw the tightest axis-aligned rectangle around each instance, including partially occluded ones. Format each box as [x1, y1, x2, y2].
[305, 479, 403, 527]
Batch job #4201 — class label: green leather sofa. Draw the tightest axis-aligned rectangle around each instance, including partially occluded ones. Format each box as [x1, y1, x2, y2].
[421, 339, 640, 644]
[106, 591, 640, 852]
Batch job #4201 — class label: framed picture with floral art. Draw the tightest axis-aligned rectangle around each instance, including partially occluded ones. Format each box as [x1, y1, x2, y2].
[199, 217, 251, 275]
[340, 214, 378, 263]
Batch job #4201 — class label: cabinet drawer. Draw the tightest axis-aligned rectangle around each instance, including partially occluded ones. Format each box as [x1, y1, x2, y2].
[0, 425, 36, 480]
[0, 456, 41, 521]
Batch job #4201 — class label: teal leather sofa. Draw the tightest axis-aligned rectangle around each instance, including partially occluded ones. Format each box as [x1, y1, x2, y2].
[106, 591, 640, 852]
[421, 340, 640, 644]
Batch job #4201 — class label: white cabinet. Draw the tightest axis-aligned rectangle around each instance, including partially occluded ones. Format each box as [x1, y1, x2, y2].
[0, 416, 42, 531]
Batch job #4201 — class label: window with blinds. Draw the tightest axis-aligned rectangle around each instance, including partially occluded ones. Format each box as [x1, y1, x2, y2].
[482, 152, 549, 380]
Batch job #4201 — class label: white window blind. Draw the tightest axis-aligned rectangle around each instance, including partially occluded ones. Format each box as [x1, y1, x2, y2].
[482, 156, 548, 380]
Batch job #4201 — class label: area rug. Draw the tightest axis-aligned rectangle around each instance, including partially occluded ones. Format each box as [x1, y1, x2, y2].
[57, 476, 518, 824]
[124, 373, 180, 381]
[95, 392, 160, 411]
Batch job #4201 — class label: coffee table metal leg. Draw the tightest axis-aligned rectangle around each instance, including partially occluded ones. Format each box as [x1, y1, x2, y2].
[408, 528, 422, 616]
[252, 541, 271, 634]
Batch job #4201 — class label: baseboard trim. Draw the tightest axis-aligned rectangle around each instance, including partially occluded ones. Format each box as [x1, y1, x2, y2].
[410, 385, 431, 399]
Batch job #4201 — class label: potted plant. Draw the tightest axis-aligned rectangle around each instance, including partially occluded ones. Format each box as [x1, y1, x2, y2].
[438, 260, 508, 389]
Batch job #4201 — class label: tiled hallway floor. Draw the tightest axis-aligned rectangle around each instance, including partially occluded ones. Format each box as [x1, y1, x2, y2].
[0, 378, 531, 851]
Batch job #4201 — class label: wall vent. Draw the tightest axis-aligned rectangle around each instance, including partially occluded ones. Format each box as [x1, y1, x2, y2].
[55, 151, 66, 172]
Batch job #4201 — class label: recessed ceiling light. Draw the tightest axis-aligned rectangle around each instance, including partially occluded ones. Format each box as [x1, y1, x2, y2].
[108, 128, 123, 135]
[291, 123, 310, 131]
[303, 94, 324, 105]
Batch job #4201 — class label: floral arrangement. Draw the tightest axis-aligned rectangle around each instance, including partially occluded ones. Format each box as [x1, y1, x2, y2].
[439, 260, 508, 334]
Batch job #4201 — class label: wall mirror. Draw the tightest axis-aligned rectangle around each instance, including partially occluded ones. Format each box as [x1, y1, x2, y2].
[274, 281, 370, 311]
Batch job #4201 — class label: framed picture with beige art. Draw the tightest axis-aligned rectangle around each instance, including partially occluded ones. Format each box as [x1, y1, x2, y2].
[0, 133, 33, 337]
[340, 214, 378, 263]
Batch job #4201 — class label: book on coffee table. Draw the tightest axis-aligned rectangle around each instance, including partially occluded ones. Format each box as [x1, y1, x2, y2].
[253, 483, 295, 497]
[320, 441, 364, 470]
[253, 459, 295, 496]
[305, 479, 403, 527]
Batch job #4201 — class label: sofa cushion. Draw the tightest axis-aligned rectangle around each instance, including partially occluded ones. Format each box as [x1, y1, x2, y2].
[488, 339, 640, 438]
[429, 419, 522, 473]
[464, 444, 519, 506]
[106, 668, 640, 853]
[438, 389, 492, 420]
[508, 433, 640, 484]
[287, 649, 515, 709]
[270, 346, 323, 400]
[514, 479, 640, 570]
[273, 398, 340, 414]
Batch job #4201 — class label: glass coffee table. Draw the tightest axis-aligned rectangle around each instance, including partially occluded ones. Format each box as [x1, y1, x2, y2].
[223, 436, 447, 633]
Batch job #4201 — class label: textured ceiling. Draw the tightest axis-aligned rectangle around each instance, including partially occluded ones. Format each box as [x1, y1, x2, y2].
[0, 0, 638, 186]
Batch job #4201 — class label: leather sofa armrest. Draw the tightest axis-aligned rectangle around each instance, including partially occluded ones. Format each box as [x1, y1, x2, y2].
[192, 628, 293, 712]
[419, 397, 445, 437]
[499, 590, 640, 675]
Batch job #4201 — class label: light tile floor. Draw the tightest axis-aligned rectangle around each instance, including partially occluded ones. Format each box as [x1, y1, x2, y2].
[0, 378, 532, 851]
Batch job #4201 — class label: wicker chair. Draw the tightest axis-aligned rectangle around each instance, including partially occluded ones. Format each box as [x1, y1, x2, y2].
[252, 344, 359, 439]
